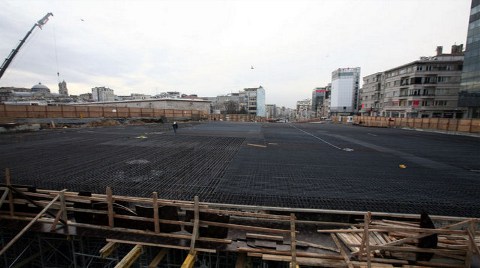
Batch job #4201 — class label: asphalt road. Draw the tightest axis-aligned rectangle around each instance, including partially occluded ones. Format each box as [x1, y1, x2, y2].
[1, 122, 479, 217]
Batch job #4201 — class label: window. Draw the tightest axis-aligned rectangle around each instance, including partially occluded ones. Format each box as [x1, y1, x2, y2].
[437, 77, 450, 83]
[421, 100, 431, 106]
[434, 100, 448, 106]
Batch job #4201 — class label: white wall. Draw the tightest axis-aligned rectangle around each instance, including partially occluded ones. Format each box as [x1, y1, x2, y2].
[331, 76, 354, 112]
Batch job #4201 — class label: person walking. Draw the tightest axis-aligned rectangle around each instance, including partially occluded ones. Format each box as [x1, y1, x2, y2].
[172, 121, 178, 134]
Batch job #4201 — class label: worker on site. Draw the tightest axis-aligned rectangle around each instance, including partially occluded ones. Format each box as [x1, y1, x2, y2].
[172, 121, 178, 134]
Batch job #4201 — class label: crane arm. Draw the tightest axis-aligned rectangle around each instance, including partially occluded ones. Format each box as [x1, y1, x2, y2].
[0, 12, 53, 80]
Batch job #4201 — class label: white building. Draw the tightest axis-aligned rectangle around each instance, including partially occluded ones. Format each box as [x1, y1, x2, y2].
[92, 87, 115, 102]
[241, 86, 265, 117]
[82, 99, 211, 114]
[330, 67, 361, 115]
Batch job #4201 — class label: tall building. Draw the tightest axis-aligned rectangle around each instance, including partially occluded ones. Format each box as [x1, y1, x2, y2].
[241, 86, 265, 117]
[312, 87, 326, 117]
[459, 0, 480, 118]
[359, 72, 383, 116]
[361, 45, 465, 118]
[58, 80, 68, 96]
[330, 67, 361, 115]
[296, 99, 312, 120]
[92, 87, 115, 102]
[266, 104, 277, 119]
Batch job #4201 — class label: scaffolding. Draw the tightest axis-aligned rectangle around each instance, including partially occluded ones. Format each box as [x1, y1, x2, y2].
[1, 168, 480, 268]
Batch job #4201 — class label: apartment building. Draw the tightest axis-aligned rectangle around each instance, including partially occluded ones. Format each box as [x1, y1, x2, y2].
[361, 45, 465, 118]
[359, 72, 383, 116]
[241, 86, 265, 117]
[312, 87, 327, 117]
[296, 99, 312, 120]
[92, 87, 115, 102]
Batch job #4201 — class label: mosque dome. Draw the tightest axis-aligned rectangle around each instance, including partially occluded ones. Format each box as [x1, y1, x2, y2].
[31, 82, 50, 93]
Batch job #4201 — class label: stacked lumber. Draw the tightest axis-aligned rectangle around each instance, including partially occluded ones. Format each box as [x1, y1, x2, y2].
[320, 218, 480, 268]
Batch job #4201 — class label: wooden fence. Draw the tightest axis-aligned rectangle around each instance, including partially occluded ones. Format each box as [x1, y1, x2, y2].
[208, 114, 266, 122]
[348, 116, 480, 134]
[0, 104, 207, 121]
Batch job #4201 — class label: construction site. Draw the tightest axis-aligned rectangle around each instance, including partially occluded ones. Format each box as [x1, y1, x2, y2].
[1, 121, 479, 267]
[0, 8, 479, 268]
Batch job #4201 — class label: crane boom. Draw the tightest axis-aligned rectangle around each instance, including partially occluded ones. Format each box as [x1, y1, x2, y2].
[0, 12, 53, 80]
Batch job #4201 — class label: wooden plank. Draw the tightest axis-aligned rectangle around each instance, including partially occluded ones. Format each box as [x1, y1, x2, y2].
[200, 220, 290, 234]
[369, 245, 465, 255]
[0, 193, 60, 256]
[290, 213, 297, 268]
[59, 190, 67, 223]
[100, 241, 118, 258]
[364, 212, 371, 268]
[246, 233, 284, 242]
[106, 239, 216, 253]
[5, 168, 14, 217]
[237, 247, 343, 260]
[181, 252, 196, 268]
[106, 186, 114, 228]
[296, 240, 339, 253]
[50, 208, 64, 231]
[153, 192, 160, 233]
[331, 233, 354, 268]
[189, 196, 199, 254]
[468, 220, 480, 255]
[318, 227, 467, 235]
[1, 213, 230, 244]
[191, 208, 290, 220]
[114, 244, 143, 268]
[0, 187, 10, 210]
[148, 248, 168, 268]
[261, 254, 345, 267]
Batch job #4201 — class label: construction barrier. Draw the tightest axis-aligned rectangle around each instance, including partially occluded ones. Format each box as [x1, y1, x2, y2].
[208, 114, 266, 122]
[0, 104, 207, 121]
[353, 115, 480, 133]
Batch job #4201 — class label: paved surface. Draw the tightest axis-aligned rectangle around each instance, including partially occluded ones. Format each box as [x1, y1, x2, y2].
[1, 122, 479, 217]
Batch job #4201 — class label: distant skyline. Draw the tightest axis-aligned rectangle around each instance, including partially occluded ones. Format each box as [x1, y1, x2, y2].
[0, 0, 471, 108]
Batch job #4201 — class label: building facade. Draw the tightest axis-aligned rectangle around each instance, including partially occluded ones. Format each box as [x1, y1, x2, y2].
[359, 72, 383, 116]
[92, 87, 115, 102]
[312, 87, 327, 117]
[83, 99, 211, 114]
[241, 86, 265, 117]
[266, 104, 277, 119]
[330, 67, 361, 115]
[361, 45, 465, 118]
[459, 0, 480, 118]
[296, 99, 312, 120]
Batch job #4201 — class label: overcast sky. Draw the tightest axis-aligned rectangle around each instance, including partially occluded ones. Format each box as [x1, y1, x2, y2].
[0, 0, 471, 108]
